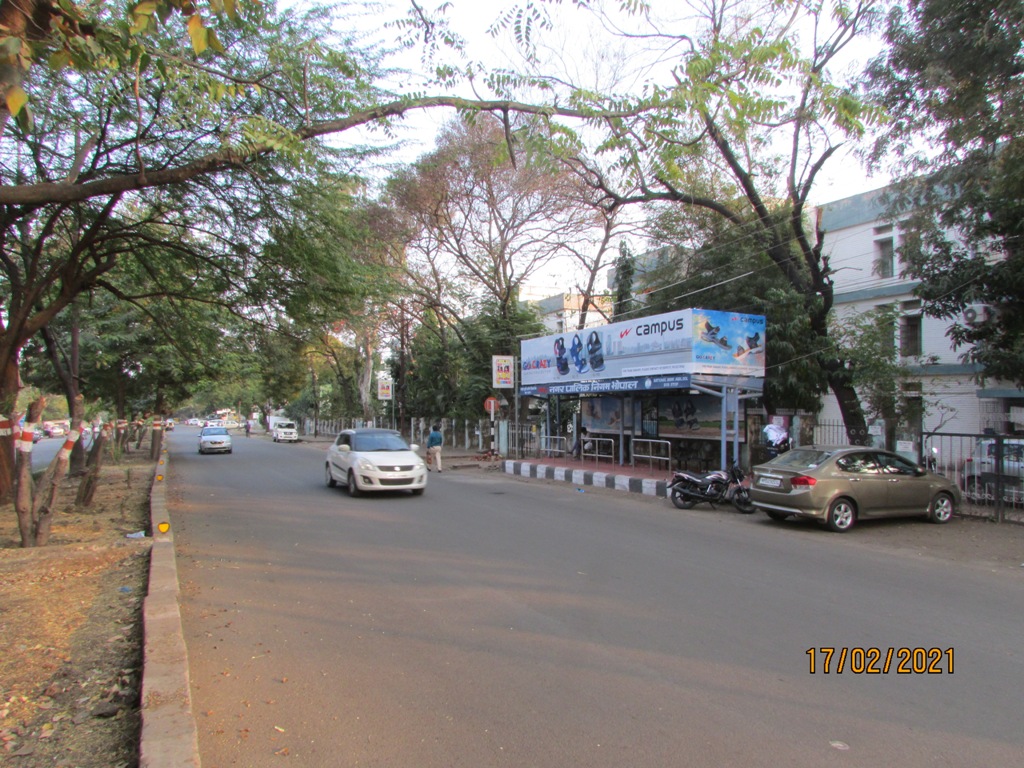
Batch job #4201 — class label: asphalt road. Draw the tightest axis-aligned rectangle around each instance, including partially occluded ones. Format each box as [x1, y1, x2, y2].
[166, 427, 1024, 768]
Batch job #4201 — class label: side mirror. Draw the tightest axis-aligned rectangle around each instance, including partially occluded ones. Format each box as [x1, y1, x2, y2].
[339, 444, 351, 453]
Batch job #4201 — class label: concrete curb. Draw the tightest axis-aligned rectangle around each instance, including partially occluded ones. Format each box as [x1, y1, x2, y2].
[503, 459, 670, 498]
[140, 452, 201, 768]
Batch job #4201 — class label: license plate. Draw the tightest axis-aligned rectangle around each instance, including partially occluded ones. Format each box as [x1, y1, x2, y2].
[758, 477, 782, 488]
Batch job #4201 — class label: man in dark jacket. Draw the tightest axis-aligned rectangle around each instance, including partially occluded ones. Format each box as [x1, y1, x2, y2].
[427, 424, 443, 472]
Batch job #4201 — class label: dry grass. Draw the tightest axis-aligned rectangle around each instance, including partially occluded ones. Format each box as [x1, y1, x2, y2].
[0, 452, 154, 767]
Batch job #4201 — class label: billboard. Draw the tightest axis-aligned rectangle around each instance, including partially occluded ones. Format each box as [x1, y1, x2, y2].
[519, 309, 765, 395]
[492, 355, 515, 389]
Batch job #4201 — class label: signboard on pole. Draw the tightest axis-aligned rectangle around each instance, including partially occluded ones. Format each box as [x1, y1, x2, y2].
[492, 355, 515, 389]
[376, 378, 393, 401]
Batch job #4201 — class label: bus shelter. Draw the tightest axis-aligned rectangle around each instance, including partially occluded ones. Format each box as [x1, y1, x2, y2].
[519, 309, 766, 471]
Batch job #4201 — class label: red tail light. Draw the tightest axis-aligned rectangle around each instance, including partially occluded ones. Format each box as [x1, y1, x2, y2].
[790, 475, 817, 486]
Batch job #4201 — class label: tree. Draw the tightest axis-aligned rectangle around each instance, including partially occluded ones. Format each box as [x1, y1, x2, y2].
[866, 0, 1024, 387]
[611, 241, 635, 321]
[389, 117, 600, 326]
[485, 0, 886, 441]
[0, 0, 648, 501]
[637, 211, 828, 414]
[399, 298, 544, 421]
[831, 305, 946, 447]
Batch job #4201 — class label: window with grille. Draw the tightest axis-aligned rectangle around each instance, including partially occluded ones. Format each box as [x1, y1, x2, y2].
[900, 315, 922, 357]
[874, 237, 895, 278]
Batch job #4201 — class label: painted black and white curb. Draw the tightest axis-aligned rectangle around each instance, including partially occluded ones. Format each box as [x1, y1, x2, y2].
[503, 460, 669, 498]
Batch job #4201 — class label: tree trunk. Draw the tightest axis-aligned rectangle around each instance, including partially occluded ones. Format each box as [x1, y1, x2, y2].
[27, 395, 84, 546]
[76, 425, 110, 507]
[15, 398, 45, 547]
[0, 354, 22, 503]
[826, 368, 869, 445]
[149, 422, 164, 461]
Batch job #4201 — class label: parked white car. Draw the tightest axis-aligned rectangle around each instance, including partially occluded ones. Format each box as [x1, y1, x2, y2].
[272, 421, 299, 442]
[962, 438, 1024, 503]
[325, 428, 426, 496]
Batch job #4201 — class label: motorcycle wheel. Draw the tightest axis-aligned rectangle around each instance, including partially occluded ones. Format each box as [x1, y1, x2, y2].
[670, 487, 698, 510]
[732, 488, 756, 514]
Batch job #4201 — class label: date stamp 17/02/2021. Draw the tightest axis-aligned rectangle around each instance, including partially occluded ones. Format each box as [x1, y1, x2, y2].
[806, 647, 954, 674]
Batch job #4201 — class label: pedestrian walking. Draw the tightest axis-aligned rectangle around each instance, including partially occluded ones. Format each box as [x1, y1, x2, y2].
[571, 427, 589, 459]
[427, 423, 443, 473]
[244, 419, 252, 438]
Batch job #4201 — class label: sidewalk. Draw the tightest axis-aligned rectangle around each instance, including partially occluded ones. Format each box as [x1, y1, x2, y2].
[500, 452, 673, 498]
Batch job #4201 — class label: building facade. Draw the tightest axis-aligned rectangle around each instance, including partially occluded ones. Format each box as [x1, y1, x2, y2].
[816, 186, 1023, 437]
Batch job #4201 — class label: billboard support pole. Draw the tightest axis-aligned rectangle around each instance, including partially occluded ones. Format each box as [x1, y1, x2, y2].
[515, 357, 520, 459]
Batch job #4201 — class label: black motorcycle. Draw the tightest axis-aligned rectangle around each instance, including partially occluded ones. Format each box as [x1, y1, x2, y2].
[669, 464, 755, 513]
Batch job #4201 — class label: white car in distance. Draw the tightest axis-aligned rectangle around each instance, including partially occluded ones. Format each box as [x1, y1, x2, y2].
[272, 421, 299, 443]
[198, 426, 232, 454]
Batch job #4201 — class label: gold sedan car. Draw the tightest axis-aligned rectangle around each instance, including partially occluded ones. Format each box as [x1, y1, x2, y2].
[750, 446, 961, 532]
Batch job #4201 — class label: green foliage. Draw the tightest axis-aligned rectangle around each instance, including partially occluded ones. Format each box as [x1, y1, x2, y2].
[830, 305, 937, 428]
[612, 242, 635, 321]
[399, 300, 543, 420]
[867, 0, 1024, 386]
[641, 212, 827, 413]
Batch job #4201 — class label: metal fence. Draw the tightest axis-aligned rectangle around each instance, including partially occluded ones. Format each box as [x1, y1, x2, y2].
[302, 417, 494, 453]
[540, 435, 568, 458]
[632, 438, 673, 473]
[811, 419, 875, 446]
[921, 432, 1023, 524]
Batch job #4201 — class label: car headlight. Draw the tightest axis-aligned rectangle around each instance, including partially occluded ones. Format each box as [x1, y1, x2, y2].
[356, 457, 377, 472]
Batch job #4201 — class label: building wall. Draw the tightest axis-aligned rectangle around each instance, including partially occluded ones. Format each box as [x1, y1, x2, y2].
[529, 292, 613, 334]
[816, 186, 1021, 438]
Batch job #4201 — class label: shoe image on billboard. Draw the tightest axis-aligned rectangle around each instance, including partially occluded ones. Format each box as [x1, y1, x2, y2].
[554, 337, 570, 375]
[587, 330, 605, 371]
[570, 334, 589, 374]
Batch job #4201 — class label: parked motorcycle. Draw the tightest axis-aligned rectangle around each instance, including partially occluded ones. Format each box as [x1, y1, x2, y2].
[669, 464, 755, 513]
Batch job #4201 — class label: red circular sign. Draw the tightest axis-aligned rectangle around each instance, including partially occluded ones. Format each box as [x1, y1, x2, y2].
[483, 396, 499, 415]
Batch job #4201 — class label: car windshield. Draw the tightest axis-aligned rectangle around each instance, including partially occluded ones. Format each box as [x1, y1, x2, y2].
[203, 427, 229, 436]
[352, 433, 410, 452]
[767, 448, 834, 469]
[279, 423, 295, 430]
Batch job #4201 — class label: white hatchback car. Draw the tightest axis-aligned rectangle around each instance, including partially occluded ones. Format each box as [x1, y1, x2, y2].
[272, 421, 299, 442]
[325, 428, 426, 496]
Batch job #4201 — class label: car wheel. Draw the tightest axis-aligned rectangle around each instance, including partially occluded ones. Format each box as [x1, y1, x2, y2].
[411, 488, 424, 496]
[928, 492, 954, 524]
[325, 463, 337, 488]
[347, 470, 361, 497]
[825, 498, 857, 532]
[961, 475, 986, 503]
[670, 487, 697, 510]
[765, 510, 791, 522]
[198, 447, 203, 454]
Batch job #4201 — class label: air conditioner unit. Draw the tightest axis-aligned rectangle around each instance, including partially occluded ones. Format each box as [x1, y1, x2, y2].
[962, 305, 990, 326]
[1012, 406, 1024, 430]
